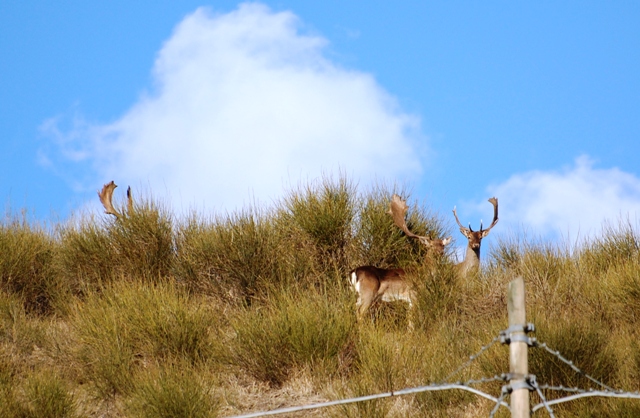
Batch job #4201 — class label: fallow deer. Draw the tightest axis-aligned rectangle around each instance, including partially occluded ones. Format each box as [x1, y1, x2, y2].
[349, 194, 451, 320]
[452, 197, 499, 277]
[98, 181, 133, 218]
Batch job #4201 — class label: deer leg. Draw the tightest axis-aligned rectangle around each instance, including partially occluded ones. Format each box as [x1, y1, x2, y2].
[356, 290, 375, 321]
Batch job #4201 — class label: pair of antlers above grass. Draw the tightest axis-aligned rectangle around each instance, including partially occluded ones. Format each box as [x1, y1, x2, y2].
[97, 181, 132, 219]
[388, 193, 499, 254]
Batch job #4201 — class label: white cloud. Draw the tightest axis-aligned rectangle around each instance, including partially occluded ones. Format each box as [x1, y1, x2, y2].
[482, 155, 640, 240]
[43, 3, 425, 213]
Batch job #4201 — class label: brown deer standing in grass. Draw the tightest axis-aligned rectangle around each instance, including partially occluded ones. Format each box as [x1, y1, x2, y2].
[452, 197, 499, 277]
[349, 194, 452, 320]
[98, 181, 133, 218]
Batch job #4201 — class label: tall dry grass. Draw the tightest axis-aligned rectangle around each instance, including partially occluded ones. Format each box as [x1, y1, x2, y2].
[1, 176, 639, 416]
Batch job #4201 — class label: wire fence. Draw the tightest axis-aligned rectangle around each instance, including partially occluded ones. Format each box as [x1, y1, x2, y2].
[225, 329, 640, 417]
[224, 324, 640, 418]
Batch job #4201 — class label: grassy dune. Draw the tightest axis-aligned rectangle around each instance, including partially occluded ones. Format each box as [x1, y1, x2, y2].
[1, 176, 639, 417]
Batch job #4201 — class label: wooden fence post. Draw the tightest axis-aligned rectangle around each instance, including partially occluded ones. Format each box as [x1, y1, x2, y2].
[507, 277, 530, 418]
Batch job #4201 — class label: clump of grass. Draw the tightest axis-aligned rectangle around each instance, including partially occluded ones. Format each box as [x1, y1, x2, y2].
[0, 344, 22, 418]
[16, 372, 76, 418]
[580, 219, 639, 275]
[0, 332, 76, 418]
[71, 280, 216, 397]
[489, 233, 525, 271]
[527, 313, 617, 389]
[128, 359, 219, 418]
[352, 327, 411, 392]
[277, 175, 356, 275]
[174, 209, 283, 303]
[488, 237, 582, 320]
[107, 199, 174, 280]
[338, 320, 478, 417]
[1, 294, 71, 416]
[611, 262, 640, 324]
[72, 298, 136, 398]
[56, 195, 173, 293]
[0, 215, 61, 315]
[411, 259, 461, 331]
[353, 186, 409, 268]
[520, 245, 571, 292]
[0, 291, 49, 360]
[335, 377, 392, 418]
[230, 287, 356, 387]
[55, 218, 113, 294]
[525, 315, 619, 416]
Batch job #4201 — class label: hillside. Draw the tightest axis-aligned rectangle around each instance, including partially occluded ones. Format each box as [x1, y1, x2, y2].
[1, 176, 639, 417]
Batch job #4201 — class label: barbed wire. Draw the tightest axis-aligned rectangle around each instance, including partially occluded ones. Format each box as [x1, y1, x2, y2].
[539, 384, 617, 394]
[224, 381, 510, 418]
[464, 374, 509, 386]
[440, 335, 501, 384]
[489, 385, 510, 418]
[529, 375, 555, 417]
[522, 338, 640, 416]
[534, 340, 616, 392]
[531, 389, 640, 414]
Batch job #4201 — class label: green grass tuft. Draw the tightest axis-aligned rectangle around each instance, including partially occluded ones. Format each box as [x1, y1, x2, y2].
[230, 287, 356, 386]
[128, 360, 219, 418]
[0, 215, 61, 314]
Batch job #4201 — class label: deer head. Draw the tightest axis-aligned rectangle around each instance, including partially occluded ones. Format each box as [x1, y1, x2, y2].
[98, 181, 132, 219]
[388, 194, 452, 255]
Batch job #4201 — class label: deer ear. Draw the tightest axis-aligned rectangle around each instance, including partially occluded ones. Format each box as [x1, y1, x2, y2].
[459, 227, 472, 238]
[442, 236, 452, 246]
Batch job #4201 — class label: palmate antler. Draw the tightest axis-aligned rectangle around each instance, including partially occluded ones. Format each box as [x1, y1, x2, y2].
[98, 181, 132, 219]
[388, 194, 451, 252]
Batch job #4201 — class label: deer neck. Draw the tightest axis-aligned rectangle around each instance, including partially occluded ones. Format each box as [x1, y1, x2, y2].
[457, 245, 481, 276]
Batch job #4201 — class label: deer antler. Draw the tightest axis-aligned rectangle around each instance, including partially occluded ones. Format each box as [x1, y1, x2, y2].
[126, 186, 133, 215]
[452, 205, 470, 233]
[481, 197, 499, 234]
[388, 194, 421, 239]
[388, 194, 452, 248]
[98, 181, 132, 218]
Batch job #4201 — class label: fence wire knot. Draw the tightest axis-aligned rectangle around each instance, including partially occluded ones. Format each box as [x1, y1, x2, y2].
[499, 323, 536, 345]
[499, 323, 537, 347]
[503, 374, 537, 393]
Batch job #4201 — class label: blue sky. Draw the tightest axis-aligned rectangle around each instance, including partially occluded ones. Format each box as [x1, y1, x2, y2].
[2, 1, 640, 249]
